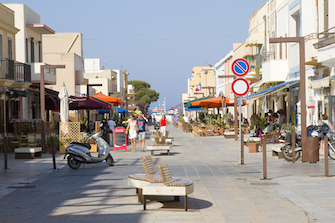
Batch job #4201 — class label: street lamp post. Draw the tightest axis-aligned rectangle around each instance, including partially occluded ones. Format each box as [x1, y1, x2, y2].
[40, 65, 65, 153]
[269, 37, 307, 160]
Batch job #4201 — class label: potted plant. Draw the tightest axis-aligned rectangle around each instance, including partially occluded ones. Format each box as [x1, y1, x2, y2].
[179, 117, 185, 129]
[87, 139, 98, 152]
[218, 127, 224, 135]
[47, 135, 59, 154]
[246, 138, 259, 153]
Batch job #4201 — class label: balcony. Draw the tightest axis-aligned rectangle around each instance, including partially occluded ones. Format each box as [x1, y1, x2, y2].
[0, 58, 15, 87]
[0, 58, 31, 88]
[29, 62, 56, 85]
[314, 27, 335, 67]
[11, 62, 31, 88]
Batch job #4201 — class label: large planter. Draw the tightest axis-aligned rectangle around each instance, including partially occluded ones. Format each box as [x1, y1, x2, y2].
[90, 144, 98, 152]
[218, 129, 224, 135]
[247, 143, 259, 153]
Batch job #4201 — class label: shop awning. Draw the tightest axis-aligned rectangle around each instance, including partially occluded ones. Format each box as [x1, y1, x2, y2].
[191, 97, 230, 108]
[116, 107, 128, 113]
[9, 90, 27, 98]
[245, 32, 264, 47]
[185, 107, 202, 111]
[244, 80, 299, 101]
[69, 98, 110, 110]
[91, 93, 124, 106]
[311, 76, 335, 89]
[184, 96, 211, 108]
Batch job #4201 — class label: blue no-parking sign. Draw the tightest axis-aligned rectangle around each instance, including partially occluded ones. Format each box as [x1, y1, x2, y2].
[232, 58, 250, 77]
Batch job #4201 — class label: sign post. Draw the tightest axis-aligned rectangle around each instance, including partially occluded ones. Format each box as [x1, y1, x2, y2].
[231, 59, 250, 165]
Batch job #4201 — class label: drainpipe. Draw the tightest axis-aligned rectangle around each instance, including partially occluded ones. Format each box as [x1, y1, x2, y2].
[263, 15, 267, 61]
[315, 0, 319, 33]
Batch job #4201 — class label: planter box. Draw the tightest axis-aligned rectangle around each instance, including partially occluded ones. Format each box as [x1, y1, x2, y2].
[247, 143, 259, 153]
[59, 144, 68, 154]
[90, 144, 98, 152]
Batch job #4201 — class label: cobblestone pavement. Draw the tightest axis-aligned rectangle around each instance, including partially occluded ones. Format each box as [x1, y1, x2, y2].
[1, 126, 335, 222]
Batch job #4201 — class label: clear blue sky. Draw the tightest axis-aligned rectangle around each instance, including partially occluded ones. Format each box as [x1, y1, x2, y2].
[5, 0, 267, 111]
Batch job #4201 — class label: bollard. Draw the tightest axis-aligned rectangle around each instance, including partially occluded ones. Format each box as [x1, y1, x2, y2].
[263, 139, 267, 179]
[50, 136, 57, 170]
[292, 131, 295, 164]
[241, 133, 244, 164]
[4, 137, 7, 169]
[324, 135, 329, 177]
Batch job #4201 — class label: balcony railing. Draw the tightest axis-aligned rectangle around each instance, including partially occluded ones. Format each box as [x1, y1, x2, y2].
[0, 58, 15, 80]
[255, 52, 275, 67]
[313, 26, 335, 49]
[15, 62, 31, 83]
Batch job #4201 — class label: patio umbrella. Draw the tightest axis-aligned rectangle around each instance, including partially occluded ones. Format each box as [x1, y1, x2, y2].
[191, 97, 230, 108]
[58, 84, 69, 122]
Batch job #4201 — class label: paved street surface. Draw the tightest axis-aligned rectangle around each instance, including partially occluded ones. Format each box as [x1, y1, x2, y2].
[1, 126, 335, 223]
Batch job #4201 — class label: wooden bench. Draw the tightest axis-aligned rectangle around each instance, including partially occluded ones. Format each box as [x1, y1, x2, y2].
[128, 156, 182, 202]
[14, 147, 42, 159]
[143, 163, 194, 211]
[224, 132, 235, 139]
[147, 144, 173, 156]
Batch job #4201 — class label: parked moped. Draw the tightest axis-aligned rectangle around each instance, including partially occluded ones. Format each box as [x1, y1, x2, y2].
[64, 131, 115, 169]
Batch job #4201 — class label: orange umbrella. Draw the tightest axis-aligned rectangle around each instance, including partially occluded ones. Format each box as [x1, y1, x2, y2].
[91, 93, 124, 106]
[191, 96, 246, 108]
[191, 97, 230, 108]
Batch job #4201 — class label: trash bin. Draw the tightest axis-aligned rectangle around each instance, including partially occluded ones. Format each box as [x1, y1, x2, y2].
[304, 137, 319, 163]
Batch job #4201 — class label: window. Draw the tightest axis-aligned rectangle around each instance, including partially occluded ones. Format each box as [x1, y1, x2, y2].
[30, 38, 34, 62]
[25, 38, 28, 62]
[38, 41, 42, 62]
[292, 11, 301, 37]
[8, 37, 12, 59]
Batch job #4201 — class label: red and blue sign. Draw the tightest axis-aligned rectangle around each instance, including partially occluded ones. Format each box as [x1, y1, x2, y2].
[232, 58, 250, 77]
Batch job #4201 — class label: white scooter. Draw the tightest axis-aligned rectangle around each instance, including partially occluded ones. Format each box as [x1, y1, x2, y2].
[64, 131, 115, 169]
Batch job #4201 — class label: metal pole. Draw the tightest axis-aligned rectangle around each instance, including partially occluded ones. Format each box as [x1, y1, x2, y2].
[324, 135, 329, 177]
[299, 39, 307, 162]
[3, 87, 7, 169]
[87, 85, 90, 131]
[263, 138, 267, 179]
[292, 131, 296, 163]
[50, 136, 56, 170]
[40, 67, 46, 153]
[234, 95, 238, 141]
[239, 97, 242, 164]
[241, 133, 244, 165]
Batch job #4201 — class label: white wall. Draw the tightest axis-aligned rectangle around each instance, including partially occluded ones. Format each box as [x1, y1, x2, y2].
[84, 58, 100, 72]
[113, 69, 124, 95]
[4, 3, 41, 63]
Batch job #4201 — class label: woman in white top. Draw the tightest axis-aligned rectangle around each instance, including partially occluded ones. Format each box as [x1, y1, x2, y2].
[126, 115, 138, 152]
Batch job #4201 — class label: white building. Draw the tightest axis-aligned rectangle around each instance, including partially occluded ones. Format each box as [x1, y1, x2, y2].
[4, 3, 55, 119]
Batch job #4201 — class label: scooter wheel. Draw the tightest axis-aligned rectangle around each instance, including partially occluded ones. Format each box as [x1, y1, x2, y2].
[68, 155, 82, 169]
[106, 154, 115, 166]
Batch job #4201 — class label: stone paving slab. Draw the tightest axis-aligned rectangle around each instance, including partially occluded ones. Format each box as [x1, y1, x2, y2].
[0, 127, 334, 222]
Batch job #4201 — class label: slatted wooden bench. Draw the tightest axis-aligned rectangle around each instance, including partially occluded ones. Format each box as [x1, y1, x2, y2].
[143, 163, 194, 211]
[224, 132, 235, 139]
[14, 147, 42, 159]
[128, 156, 181, 202]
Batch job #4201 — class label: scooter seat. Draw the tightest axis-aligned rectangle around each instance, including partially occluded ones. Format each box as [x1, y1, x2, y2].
[71, 142, 91, 149]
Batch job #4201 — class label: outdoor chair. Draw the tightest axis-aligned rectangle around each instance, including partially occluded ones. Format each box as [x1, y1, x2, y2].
[10, 133, 24, 150]
[27, 134, 38, 147]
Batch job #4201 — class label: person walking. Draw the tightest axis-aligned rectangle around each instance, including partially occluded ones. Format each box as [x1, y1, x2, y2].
[137, 113, 149, 152]
[320, 114, 333, 156]
[160, 115, 168, 136]
[126, 115, 138, 152]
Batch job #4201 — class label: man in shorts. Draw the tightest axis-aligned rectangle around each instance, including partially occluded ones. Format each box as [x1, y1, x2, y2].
[137, 113, 149, 152]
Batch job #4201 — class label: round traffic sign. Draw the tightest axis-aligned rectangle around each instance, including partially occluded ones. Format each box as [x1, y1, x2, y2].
[232, 78, 249, 96]
[232, 58, 250, 77]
